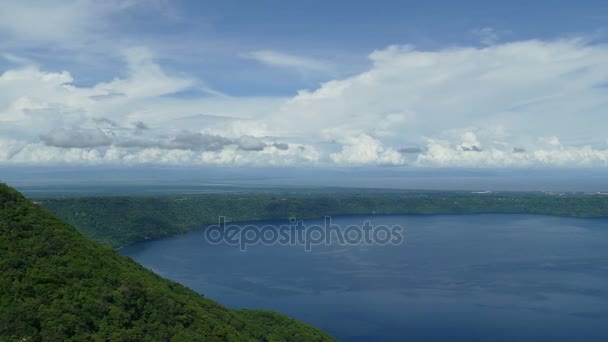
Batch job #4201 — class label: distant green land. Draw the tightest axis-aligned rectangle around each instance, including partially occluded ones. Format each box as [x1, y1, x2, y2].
[36, 190, 608, 248]
[0, 183, 335, 341]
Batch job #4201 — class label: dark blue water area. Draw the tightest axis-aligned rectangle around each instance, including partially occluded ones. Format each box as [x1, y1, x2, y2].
[120, 214, 608, 341]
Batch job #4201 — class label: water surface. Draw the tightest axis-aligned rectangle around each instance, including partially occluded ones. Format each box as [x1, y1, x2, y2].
[120, 214, 608, 341]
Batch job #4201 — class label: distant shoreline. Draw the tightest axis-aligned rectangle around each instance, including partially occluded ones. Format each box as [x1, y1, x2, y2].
[36, 190, 608, 248]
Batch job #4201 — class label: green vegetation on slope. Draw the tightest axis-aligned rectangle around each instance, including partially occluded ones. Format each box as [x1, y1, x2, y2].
[0, 184, 335, 341]
[38, 191, 608, 248]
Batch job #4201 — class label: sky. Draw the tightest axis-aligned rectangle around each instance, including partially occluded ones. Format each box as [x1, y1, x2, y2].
[1, 0, 608, 170]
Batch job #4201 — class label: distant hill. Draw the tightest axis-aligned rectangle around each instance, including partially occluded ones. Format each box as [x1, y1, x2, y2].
[0, 184, 335, 341]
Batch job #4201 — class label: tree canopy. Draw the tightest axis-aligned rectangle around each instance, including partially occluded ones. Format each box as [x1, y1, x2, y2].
[0, 183, 335, 341]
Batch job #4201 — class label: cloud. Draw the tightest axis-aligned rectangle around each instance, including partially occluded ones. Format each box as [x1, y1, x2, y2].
[399, 147, 422, 154]
[2, 37, 608, 168]
[271, 142, 289, 150]
[3, 139, 321, 167]
[0, 138, 27, 160]
[277, 39, 608, 144]
[1, 53, 34, 66]
[416, 141, 608, 168]
[116, 139, 158, 149]
[539, 136, 562, 148]
[460, 145, 483, 152]
[132, 120, 149, 135]
[473, 27, 500, 45]
[117, 132, 236, 151]
[40, 128, 112, 148]
[89, 92, 126, 101]
[117, 132, 291, 154]
[0, 1, 177, 50]
[0, 1, 93, 44]
[513, 147, 526, 153]
[456, 132, 483, 151]
[94, 117, 120, 128]
[236, 135, 267, 151]
[164, 132, 232, 151]
[267, 38, 608, 166]
[243, 50, 330, 72]
[94, 47, 196, 99]
[133, 121, 149, 130]
[330, 134, 405, 166]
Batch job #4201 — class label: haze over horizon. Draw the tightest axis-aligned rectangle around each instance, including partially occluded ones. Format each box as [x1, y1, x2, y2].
[1, 0, 608, 171]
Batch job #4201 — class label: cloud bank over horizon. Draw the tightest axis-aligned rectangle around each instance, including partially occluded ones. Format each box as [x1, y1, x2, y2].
[1, 1, 608, 169]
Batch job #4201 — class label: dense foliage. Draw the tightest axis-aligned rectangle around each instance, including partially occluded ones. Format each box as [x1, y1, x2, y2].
[39, 191, 608, 248]
[0, 184, 335, 341]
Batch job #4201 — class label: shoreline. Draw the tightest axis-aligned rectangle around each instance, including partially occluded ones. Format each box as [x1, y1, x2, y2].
[113, 210, 608, 250]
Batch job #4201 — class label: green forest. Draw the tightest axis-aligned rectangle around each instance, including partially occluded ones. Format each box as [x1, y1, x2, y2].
[38, 191, 608, 248]
[0, 183, 335, 341]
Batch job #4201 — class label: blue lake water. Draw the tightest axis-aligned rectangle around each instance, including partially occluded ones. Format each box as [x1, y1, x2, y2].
[120, 214, 608, 341]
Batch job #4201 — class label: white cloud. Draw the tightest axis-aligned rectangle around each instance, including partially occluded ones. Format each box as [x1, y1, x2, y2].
[0, 0, 174, 48]
[415, 139, 608, 168]
[92, 47, 196, 99]
[0, 1, 93, 44]
[3, 141, 321, 167]
[243, 50, 331, 72]
[267, 38, 608, 167]
[40, 128, 112, 148]
[330, 134, 405, 166]
[2, 37, 608, 168]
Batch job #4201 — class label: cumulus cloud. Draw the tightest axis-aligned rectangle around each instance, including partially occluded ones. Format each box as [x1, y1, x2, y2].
[40, 128, 112, 148]
[3, 140, 321, 167]
[164, 132, 232, 151]
[275, 39, 608, 145]
[116, 132, 233, 151]
[2, 37, 608, 168]
[271, 142, 289, 150]
[460, 145, 483, 152]
[455, 132, 483, 152]
[330, 134, 405, 166]
[236, 135, 267, 151]
[116, 132, 290, 155]
[415, 135, 608, 168]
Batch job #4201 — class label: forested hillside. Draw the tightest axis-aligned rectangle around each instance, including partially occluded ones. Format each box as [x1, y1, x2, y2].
[0, 183, 335, 341]
[39, 191, 608, 248]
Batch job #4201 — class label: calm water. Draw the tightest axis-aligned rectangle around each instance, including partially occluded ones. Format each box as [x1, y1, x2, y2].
[120, 214, 608, 341]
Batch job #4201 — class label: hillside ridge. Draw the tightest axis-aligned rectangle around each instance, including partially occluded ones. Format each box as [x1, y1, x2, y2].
[0, 183, 335, 341]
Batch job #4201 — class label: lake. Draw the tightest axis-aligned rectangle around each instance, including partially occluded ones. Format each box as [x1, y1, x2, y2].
[120, 214, 608, 341]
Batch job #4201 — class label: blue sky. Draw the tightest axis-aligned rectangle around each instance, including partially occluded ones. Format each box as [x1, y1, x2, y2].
[7, 0, 607, 93]
[1, 0, 608, 169]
